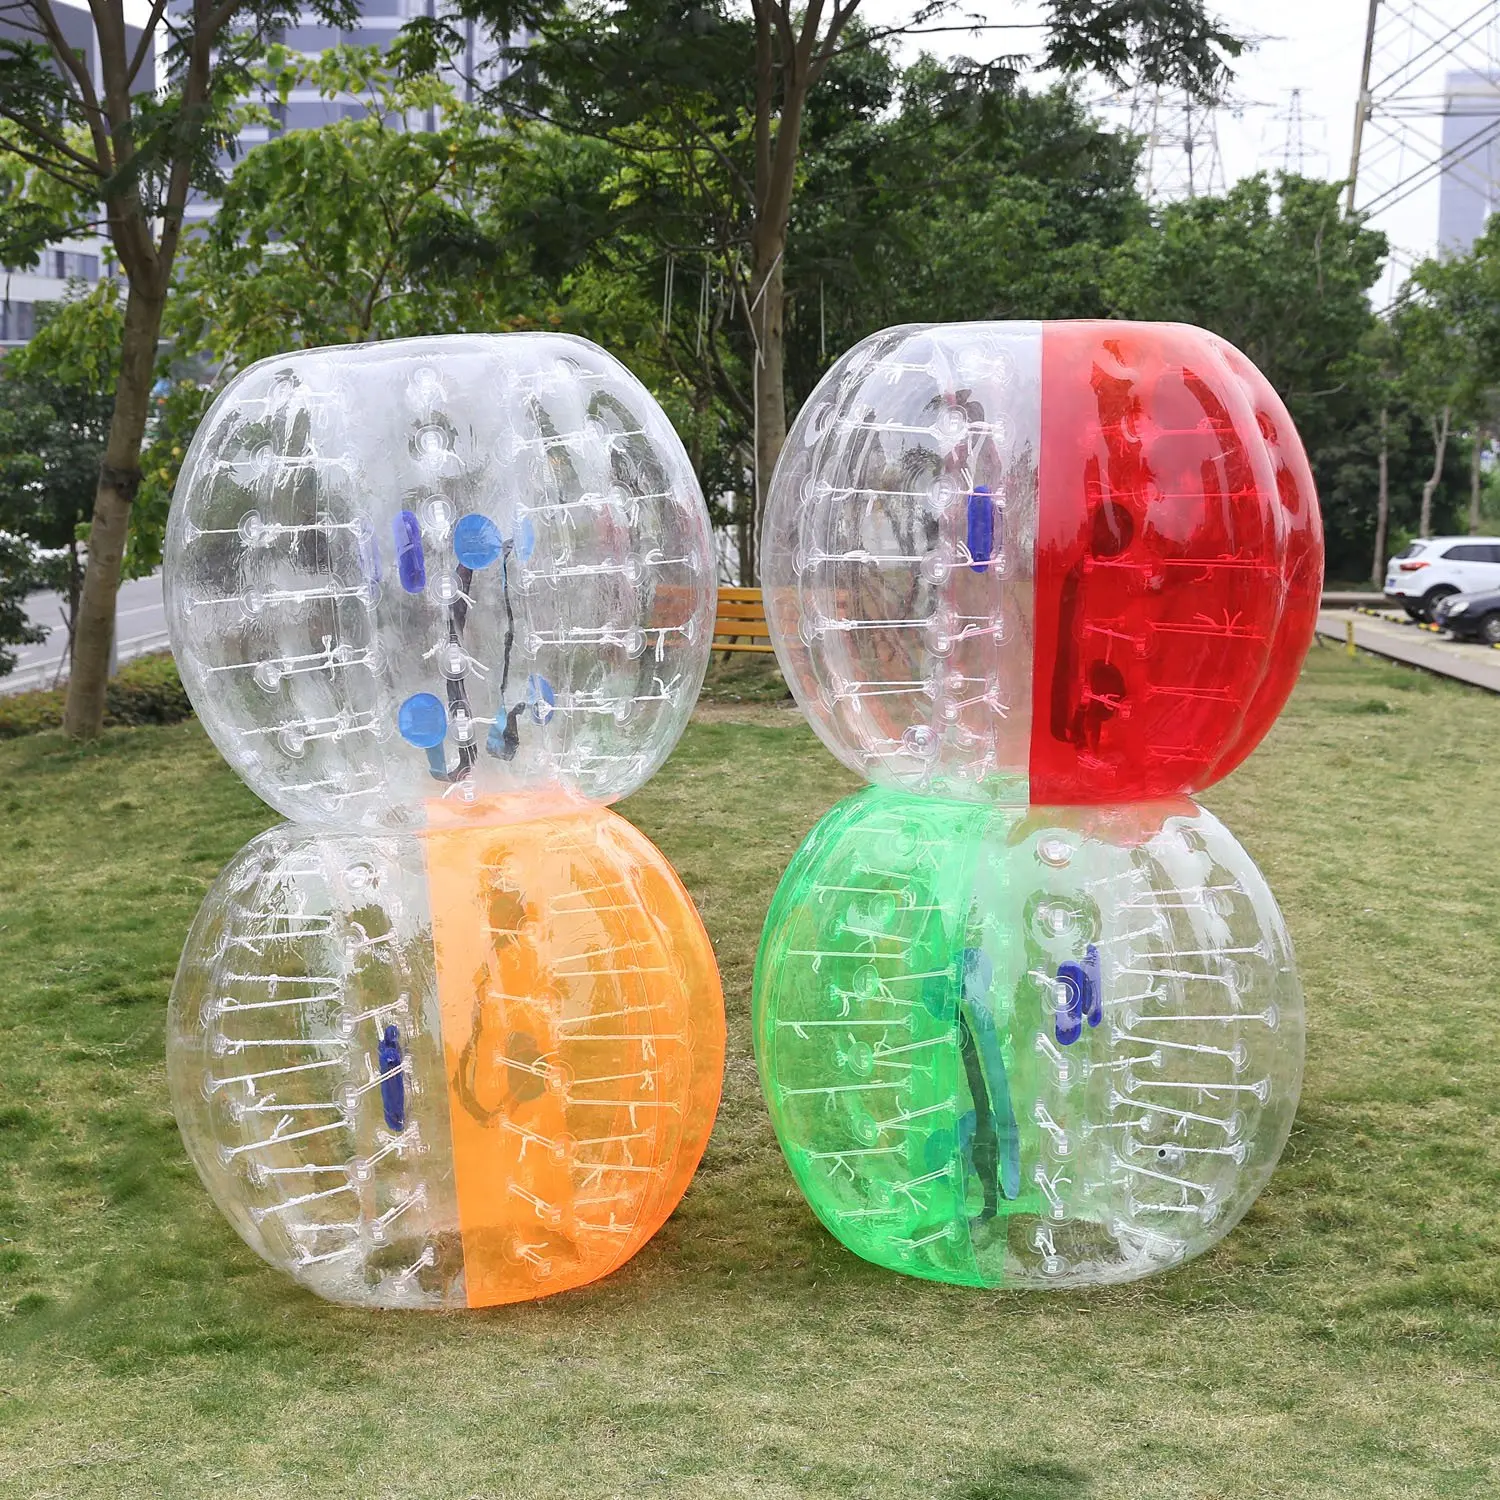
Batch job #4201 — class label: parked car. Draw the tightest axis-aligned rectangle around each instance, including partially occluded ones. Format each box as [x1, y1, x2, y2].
[1384, 537, 1500, 619]
[1433, 586, 1500, 645]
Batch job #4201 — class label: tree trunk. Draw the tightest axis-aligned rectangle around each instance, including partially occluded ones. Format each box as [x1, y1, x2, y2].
[62, 280, 165, 738]
[1371, 404, 1389, 588]
[737, 480, 753, 588]
[746, 0, 820, 585]
[1470, 424, 1485, 535]
[749, 238, 785, 585]
[66, 539, 82, 666]
[1418, 405, 1450, 540]
[53, 538, 85, 688]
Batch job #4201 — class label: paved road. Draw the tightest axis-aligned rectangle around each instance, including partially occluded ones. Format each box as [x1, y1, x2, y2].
[2, 572, 168, 695]
[1316, 607, 1500, 694]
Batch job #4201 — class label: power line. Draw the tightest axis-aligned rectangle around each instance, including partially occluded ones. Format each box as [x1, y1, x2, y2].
[1367, 0, 1493, 95]
[1359, 109, 1500, 216]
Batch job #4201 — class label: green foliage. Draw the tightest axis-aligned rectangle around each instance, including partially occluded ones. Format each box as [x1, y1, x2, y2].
[163, 45, 716, 518]
[451, 29, 1159, 556]
[0, 288, 125, 667]
[1106, 173, 1414, 575]
[10, 12, 1477, 590]
[0, 295, 119, 539]
[1404, 219, 1500, 417]
[0, 283, 184, 582]
[785, 67, 1150, 406]
[1388, 217, 1500, 540]
[0, 650, 191, 737]
[133, 378, 214, 578]
[0, 1, 361, 260]
[169, 46, 540, 365]
[1, 0, 383, 735]
[0, 526, 46, 674]
[0, 118, 95, 270]
[427, 0, 1245, 580]
[9, 277, 124, 390]
[1109, 174, 1383, 403]
[1040, 0, 1242, 96]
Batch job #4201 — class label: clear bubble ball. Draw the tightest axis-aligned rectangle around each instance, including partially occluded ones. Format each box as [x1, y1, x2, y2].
[165, 335, 716, 828]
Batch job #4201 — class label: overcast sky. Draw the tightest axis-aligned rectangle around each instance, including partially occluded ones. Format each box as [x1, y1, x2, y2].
[124, 0, 1487, 290]
[861, 0, 1500, 299]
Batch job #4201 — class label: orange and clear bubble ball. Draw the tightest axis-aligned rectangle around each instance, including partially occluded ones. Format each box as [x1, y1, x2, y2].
[168, 807, 724, 1308]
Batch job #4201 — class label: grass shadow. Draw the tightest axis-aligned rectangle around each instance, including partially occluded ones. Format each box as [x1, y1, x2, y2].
[953, 1459, 1093, 1500]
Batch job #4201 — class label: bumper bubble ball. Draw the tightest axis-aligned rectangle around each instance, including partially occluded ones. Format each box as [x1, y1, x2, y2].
[753, 321, 1319, 1289]
[164, 336, 725, 1308]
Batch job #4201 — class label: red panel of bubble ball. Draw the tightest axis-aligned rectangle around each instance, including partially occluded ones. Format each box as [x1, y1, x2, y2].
[1030, 321, 1323, 804]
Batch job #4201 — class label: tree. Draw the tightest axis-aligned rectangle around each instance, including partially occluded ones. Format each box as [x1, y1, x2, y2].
[1362, 319, 1401, 586]
[784, 66, 1150, 395]
[0, 0, 358, 738]
[1410, 216, 1500, 539]
[423, 0, 1242, 580]
[1108, 174, 1385, 431]
[0, 530, 47, 677]
[158, 45, 730, 563]
[465, 44, 1153, 580]
[170, 45, 538, 367]
[1106, 172, 1422, 579]
[1393, 291, 1469, 541]
[0, 286, 120, 670]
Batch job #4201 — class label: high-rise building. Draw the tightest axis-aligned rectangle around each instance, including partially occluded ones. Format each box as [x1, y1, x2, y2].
[1436, 70, 1500, 254]
[1, 246, 106, 348]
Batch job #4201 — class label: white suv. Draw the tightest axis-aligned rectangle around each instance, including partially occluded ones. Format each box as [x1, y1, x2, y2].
[1383, 536, 1500, 619]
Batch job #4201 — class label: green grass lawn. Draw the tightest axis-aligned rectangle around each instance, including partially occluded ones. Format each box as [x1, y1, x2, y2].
[1, 645, 1497, 1499]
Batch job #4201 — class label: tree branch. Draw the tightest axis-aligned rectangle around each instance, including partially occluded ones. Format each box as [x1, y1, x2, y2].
[156, 0, 226, 283]
[808, 0, 877, 85]
[706, 310, 754, 426]
[767, 0, 796, 63]
[29, 0, 115, 168]
[126, 0, 169, 85]
[0, 104, 108, 180]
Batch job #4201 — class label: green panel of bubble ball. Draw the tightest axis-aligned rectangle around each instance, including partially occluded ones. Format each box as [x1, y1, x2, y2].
[753, 786, 1047, 1287]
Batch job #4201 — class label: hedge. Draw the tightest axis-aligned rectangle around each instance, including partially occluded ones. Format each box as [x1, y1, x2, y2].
[0, 652, 194, 738]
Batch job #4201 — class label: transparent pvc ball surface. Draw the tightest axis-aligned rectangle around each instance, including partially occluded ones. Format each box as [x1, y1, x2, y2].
[169, 811, 725, 1309]
[165, 335, 716, 828]
[761, 320, 1323, 805]
[753, 789, 1304, 1289]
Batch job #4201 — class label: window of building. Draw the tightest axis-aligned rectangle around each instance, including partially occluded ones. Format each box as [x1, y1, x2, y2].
[0, 301, 36, 342]
[50, 251, 100, 281]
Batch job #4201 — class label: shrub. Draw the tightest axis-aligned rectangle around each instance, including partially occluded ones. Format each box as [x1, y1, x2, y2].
[0, 652, 193, 738]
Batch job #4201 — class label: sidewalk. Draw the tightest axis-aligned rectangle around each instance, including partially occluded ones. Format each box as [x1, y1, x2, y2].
[1316, 608, 1500, 694]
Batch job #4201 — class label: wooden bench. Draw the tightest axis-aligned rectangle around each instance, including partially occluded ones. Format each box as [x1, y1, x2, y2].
[714, 586, 775, 654]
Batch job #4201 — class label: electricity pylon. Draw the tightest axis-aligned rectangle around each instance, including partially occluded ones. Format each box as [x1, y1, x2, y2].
[1271, 88, 1327, 176]
[1129, 85, 1228, 202]
[1346, 0, 1500, 277]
